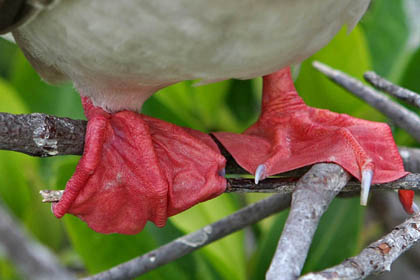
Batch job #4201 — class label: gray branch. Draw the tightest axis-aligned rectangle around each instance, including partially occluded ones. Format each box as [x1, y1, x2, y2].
[1, 62, 420, 280]
[300, 212, 420, 280]
[399, 146, 420, 173]
[81, 193, 292, 280]
[0, 201, 74, 280]
[266, 163, 351, 280]
[364, 71, 420, 108]
[0, 112, 85, 157]
[371, 192, 420, 274]
[313, 61, 420, 142]
[39, 172, 420, 203]
[0, 111, 419, 198]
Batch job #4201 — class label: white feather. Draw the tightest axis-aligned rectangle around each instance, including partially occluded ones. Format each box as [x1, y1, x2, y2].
[13, 0, 370, 112]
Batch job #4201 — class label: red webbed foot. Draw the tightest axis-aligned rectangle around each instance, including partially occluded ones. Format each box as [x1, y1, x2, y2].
[53, 97, 226, 234]
[214, 67, 410, 210]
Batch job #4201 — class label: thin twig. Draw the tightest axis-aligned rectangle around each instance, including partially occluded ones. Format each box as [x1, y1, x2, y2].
[266, 163, 351, 280]
[1, 67, 420, 280]
[81, 193, 292, 280]
[364, 71, 420, 108]
[299, 212, 420, 280]
[0, 201, 74, 280]
[38, 172, 420, 203]
[371, 192, 420, 274]
[399, 146, 420, 173]
[313, 61, 420, 142]
[0, 111, 417, 201]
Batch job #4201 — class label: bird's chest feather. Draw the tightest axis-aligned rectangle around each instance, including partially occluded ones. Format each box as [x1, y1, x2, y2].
[14, 0, 370, 111]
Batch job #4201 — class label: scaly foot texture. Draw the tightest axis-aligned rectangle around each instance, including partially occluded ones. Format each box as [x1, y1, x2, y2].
[214, 67, 411, 211]
[53, 97, 226, 234]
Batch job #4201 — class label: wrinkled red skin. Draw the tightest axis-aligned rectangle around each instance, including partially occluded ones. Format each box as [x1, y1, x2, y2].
[52, 97, 226, 234]
[53, 67, 412, 234]
[214, 67, 411, 212]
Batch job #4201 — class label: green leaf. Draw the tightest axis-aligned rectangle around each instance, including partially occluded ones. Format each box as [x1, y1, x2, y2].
[360, 0, 409, 78]
[248, 209, 289, 280]
[302, 198, 364, 273]
[295, 26, 382, 121]
[0, 78, 64, 250]
[150, 79, 240, 132]
[248, 198, 363, 278]
[0, 40, 18, 78]
[0, 257, 20, 280]
[142, 95, 191, 127]
[399, 46, 420, 94]
[170, 194, 246, 280]
[226, 79, 260, 132]
[0, 79, 35, 218]
[9, 51, 84, 119]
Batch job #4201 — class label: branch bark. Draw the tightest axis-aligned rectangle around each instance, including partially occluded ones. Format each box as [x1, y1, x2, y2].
[0, 112, 85, 157]
[39, 172, 420, 203]
[266, 163, 351, 280]
[300, 212, 420, 280]
[82, 193, 292, 280]
[364, 71, 420, 108]
[0, 200, 74, 280]
[1, 62, 420, 280]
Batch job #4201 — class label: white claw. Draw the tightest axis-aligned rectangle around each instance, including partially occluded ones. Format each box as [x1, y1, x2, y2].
[412, 202, 420, 214]
[218, 168, 226, 177]
[255, 164, 266, 184]
[360, 169, 373, 206]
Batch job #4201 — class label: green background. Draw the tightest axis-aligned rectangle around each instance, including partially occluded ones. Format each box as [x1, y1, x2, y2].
[0, 1, 419, 279]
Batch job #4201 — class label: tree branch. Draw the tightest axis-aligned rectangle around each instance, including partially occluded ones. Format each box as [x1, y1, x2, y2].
[300, 212, 420, 280]
[0, 112, 85, 157]
[2, 62, 420, 280]
[2, 111, 418, 202]
[364, 71, 420, 108]
[0, 200, 74, 280]
[266, 163, 351, 280]
[371, 192, 420, 274]
[313, 61, 420, 142]
[38, 172, 420, 203]
[399, 146, 420, 173]
[81, 193, 292, 280]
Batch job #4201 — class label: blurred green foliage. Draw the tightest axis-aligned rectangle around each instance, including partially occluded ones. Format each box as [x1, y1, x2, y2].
[0, 1, 419, 279]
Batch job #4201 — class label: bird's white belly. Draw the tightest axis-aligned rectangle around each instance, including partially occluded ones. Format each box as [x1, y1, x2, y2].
[14, 0, 370, 111]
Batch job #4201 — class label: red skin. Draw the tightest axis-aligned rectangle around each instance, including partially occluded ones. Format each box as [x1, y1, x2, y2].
[52, 97, 226, 234]
[214, 68, 411, 211]
[53, 67, 412, 234]
[399, 189, 415, 214]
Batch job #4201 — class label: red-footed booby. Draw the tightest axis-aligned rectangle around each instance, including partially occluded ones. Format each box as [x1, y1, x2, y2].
[0, 0, 412, 234]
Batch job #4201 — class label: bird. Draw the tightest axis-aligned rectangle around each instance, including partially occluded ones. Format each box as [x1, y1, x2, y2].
[0, 0, 412, 234]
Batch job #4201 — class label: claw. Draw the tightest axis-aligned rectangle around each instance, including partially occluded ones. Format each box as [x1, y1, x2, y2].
[360, 169, 373, 206]
[412, 202, 420, 214]
[399, 190, 415, 214]
[255, 164, 266, 184]
[218, 168, 226, 177]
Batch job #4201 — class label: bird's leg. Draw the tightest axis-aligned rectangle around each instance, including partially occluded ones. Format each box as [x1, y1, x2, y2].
[52, 97, 226, 234]
[214, 67, 411, 211]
